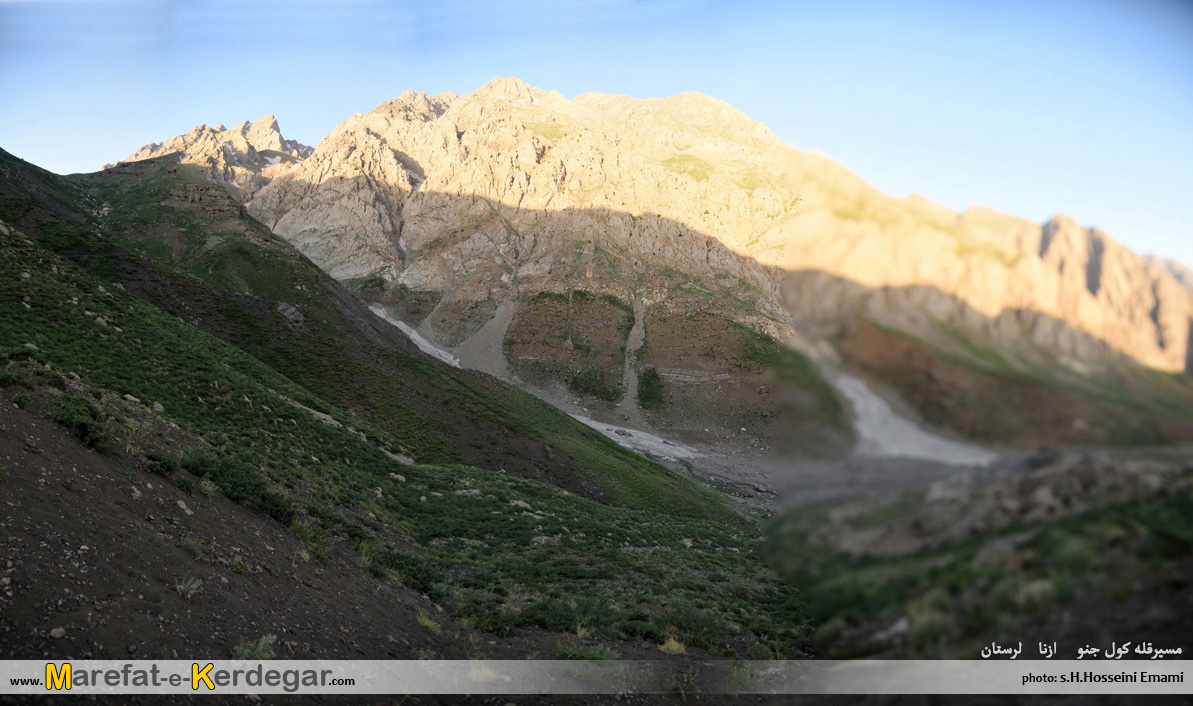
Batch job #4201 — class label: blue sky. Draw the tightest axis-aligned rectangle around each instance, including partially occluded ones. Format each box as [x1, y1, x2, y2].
[2, 0, 1190, 264]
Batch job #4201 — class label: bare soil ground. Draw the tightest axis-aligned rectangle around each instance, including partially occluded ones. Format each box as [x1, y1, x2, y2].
[636, 309, 849, 460]
[0, 391, 448, 663]
[0, 380, 723, 672]
[504, 291, 633, 405]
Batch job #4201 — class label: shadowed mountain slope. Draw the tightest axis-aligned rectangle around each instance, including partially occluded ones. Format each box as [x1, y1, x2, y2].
[110, 79, 1193, 455]
[210, 78, 1193, 378]
[108, 111, 1193, 453]
[0, 146, 739, 520]
[1, 145, 817, 661]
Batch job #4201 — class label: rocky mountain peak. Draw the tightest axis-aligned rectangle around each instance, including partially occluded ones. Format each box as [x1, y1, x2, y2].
[116, 78, 1193, 381]
[473, 76, 538, 103]
[375, 91, 455, 123]
[251, 113, 280, 132]
[115, 115, 313, 196]
[245, 114, 284, 152]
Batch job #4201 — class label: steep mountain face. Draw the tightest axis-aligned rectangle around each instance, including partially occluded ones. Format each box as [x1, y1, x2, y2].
[119, 78, 1193, 448]
[115, 115, 312, 198]
[0, 147, 813, 662]
[1148, 255, 1193, 295]
[238, 79, 1193, 377]
[241, 80, 847, 454]
[782, 200, 1193, 375]
[248, 82, 795, 296]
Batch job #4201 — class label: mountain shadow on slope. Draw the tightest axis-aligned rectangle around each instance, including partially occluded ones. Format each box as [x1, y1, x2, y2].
[0, 147, 739, 523]
[782, 269, 1193, 447]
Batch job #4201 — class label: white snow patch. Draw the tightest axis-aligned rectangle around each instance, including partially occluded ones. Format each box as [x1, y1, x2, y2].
[834, 373, 996, 467]
[570, 414, 698, 462]
[263, 156, 282, 166]
[369, 306, 460, 367]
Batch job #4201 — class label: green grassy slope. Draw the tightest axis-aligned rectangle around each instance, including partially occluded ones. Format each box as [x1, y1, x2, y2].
[0, 147, 808, 656]
[2, 148, 737, 522]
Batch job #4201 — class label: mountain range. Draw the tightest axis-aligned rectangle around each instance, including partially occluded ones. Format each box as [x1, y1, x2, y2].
[113, 77, 1193, 451]
[2, 76, 1191, 670]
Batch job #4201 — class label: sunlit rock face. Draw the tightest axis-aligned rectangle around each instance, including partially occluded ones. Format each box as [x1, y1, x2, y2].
[117, 115, 312, 198]
[127, 78, 1193, 376]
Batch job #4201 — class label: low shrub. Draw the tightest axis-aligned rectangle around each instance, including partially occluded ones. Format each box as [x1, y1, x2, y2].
[0, 370, 28, 387]
[1141, 491, 1193, 558]
[48, 394, 110, 450]
[379, 549, 442, 597]
[179, 450, 264, 503]
[909, 608, 954, 649]
[231, 634, 276, 660]
[259, 490, 295, 524]
[146, 450, 179, 477]
[567, 368, 621, 403]
[210, 458, 265, 503]
[180, 449, 219, 477]
[619, 619, 665, 643]
[174, 577, 203, 600]
[524, 598, 623, 639]
[651, 604, 721, 649]
[637, 367, 665, 410]
[1012, 579, 1055, 613]
[458, 604, 518, 637]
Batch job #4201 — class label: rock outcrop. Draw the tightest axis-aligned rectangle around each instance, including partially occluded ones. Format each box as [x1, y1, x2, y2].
[114, 116, 312, 198]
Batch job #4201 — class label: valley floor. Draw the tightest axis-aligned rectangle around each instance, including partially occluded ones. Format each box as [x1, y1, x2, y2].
[427, 316, 1193, 666]
[432, 307, 1012, 512]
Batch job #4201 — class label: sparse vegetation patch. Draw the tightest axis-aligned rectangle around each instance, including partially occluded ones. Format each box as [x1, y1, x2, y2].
[48, 394, 110, 450]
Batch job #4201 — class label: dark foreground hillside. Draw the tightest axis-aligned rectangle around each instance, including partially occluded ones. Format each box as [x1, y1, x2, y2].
[0, 148, 810, 669]
[3, 147, 1190, 706]
[6, 148, 739, 519]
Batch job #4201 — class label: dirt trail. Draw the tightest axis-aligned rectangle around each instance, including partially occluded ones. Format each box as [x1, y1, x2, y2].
[570, 413, 698, 463]
[832, 372, 997, 467]
[613, 295, 647, 428]
[446, 294, 518, 379]
[369, 305, 460, 367]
